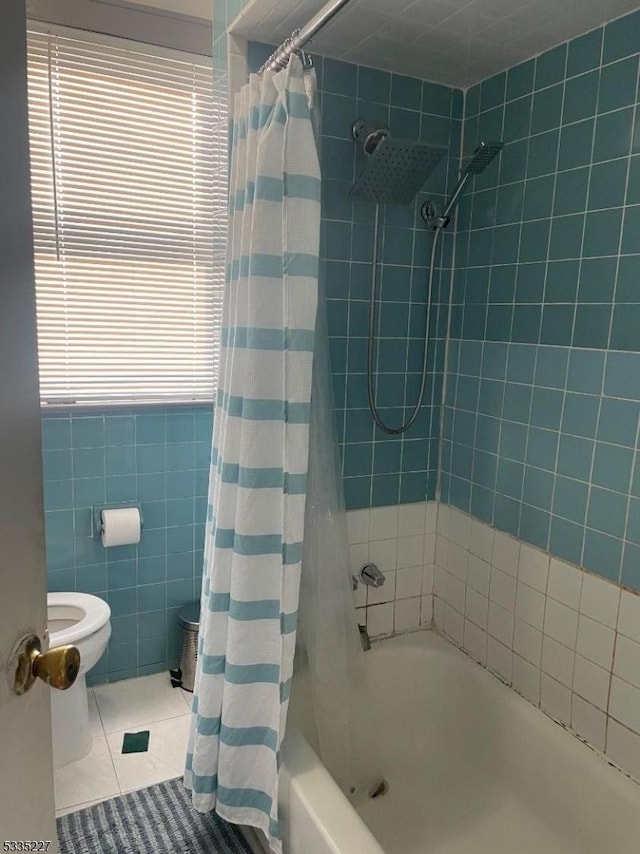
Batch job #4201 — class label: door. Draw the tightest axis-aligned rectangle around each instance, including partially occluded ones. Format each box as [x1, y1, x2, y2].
[0, 0, 58, 846]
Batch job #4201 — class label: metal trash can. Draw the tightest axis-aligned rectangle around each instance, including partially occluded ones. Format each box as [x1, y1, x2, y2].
[169, 601, 200, 692]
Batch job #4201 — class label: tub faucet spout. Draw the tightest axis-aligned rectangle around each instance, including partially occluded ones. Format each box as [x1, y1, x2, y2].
[358, 624, 371, 651]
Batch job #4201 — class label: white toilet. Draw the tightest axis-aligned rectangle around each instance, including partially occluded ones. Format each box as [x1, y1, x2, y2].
[47, 592, 111, 768]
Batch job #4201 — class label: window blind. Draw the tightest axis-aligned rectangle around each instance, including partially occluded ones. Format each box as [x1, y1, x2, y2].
[26, 27, 226, 405]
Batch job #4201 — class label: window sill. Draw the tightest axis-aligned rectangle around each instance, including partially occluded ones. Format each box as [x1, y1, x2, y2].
[40, 399, 214, 415]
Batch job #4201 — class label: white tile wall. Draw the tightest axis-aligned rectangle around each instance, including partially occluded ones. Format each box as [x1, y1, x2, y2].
[348, 500, 640, 788]
[515, 582, 545, 632]
[492, 531, 520, 577]
[541, 674, 572, 725]
[614, 635, 640, 689]
[465, 587, 489, 630]
[513, 654, 540, 705]
[487, 637, 512, 683]
[580, 575, 620, 629]
[542, 636, 574, 688]
[607, 720, 640, 782]
[433, 504, 640, 787]
[548, 558, 582, 609]
[573, 655, 610, 711]
[518, 544, 549, 593]
[618, 591, 640, 643]
[544, 599, 579, 649]
[347, 501, 436, 639]
[571, 694, 606, 752]
[576, 616, 615, 671]
[513, 618, 542, 667]
[463, 620, 487, 666]
[610, 677, 640, 734]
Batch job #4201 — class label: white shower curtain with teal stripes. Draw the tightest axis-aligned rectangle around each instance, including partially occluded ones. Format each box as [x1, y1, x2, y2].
[184, 57, 321, 853]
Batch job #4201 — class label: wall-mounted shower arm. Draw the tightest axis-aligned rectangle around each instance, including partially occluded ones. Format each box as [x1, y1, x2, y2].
[258, 0, 353, 74]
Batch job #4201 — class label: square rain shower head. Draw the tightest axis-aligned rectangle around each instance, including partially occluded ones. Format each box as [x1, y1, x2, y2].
[351, 137, 447, 205]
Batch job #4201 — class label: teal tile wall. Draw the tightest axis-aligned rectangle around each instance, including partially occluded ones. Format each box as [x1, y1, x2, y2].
[443, 9, 640, 591]
[247, 41, 463, 510]
[42, 406, 212, 683]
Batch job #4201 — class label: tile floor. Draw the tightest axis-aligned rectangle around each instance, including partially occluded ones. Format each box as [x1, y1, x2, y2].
[55, 673, 193, 818]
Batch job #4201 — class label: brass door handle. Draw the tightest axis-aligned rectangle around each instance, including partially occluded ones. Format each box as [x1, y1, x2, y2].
[11, 634, 80, 695]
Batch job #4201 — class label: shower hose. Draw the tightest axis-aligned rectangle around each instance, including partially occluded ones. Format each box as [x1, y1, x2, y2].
[367, 202, 443, 435]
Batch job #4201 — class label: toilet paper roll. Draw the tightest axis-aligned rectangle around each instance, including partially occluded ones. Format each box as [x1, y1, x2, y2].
[101, 507, 141, 547]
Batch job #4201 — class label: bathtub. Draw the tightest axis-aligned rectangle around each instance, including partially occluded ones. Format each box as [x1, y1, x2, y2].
[278, 629, 640, 854]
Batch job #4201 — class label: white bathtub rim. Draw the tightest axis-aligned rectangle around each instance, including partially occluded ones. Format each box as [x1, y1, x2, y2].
[280, 727, 385, 854]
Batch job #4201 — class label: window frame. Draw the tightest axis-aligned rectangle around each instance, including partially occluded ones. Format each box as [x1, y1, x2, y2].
[27, 20, 225, 410]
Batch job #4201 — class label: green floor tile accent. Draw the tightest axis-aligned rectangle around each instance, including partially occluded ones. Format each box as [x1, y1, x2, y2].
[122, 731, 150, 754]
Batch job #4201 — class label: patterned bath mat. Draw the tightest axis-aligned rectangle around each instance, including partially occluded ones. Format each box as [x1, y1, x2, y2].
[57, 777, 255, 854]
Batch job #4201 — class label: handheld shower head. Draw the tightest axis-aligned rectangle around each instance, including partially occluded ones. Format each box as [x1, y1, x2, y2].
[462, 141, 504, 175]
[421, 139, 504, 229]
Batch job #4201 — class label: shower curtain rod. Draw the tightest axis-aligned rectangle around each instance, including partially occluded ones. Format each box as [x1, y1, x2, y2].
[258, 0, 353, 74]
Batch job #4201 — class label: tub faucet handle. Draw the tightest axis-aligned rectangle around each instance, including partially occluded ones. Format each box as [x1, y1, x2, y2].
[360, 563, 385, 588]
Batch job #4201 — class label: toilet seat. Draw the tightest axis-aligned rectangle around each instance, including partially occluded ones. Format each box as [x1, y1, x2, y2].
[47, 591, 111, 648]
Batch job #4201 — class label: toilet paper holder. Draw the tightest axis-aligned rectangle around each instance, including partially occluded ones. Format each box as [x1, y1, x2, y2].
[92, 504, 144, 539]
